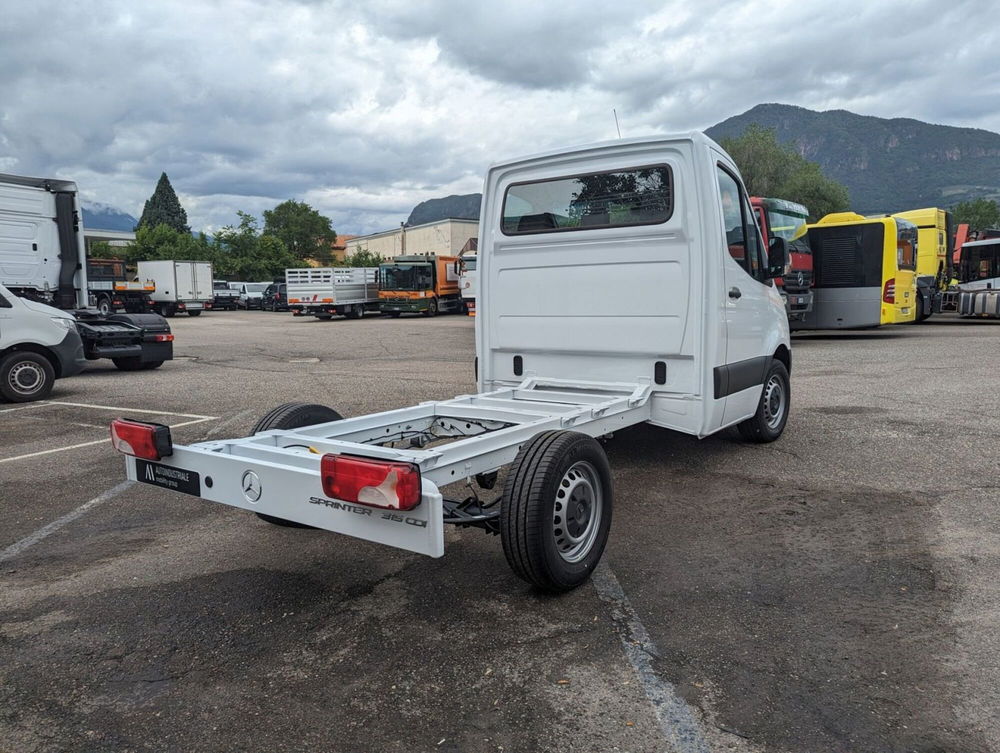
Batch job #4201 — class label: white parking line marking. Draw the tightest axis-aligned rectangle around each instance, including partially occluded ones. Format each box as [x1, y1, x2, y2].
[0, 403, 59, 414]
[42, 401, 217, 419]
[0, 416, 217, 464]
[0, 480, 134, 563]
[592, 563, 712, 753]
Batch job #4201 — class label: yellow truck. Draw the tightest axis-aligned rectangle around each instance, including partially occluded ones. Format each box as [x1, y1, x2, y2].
[795, 212, 917, 328]
[378, 254, 463, 316]
[892, 207, 953, 321]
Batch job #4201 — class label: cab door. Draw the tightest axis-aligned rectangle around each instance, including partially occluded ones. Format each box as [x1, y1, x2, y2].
[715, 164, 774, 425]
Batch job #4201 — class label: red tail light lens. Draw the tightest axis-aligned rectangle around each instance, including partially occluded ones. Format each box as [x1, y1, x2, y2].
[110, 419, 173, 460]
[883, 278, 895, 304]
[320, 455, 421, 511]
[151, 333, 174, 342]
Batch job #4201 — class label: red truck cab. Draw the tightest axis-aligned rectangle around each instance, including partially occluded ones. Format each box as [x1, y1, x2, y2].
[751, 197, 812, 321]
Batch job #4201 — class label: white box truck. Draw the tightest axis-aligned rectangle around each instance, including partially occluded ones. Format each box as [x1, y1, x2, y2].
[138, 260, 214, 317]
[0, 172, 173, 371]
[112, 133, 791, 591]
[286, 267, 379, 319]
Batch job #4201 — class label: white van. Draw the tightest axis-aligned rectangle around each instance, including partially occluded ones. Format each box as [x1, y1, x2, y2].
[112, 133, 791, 591]
[0, 283, 86, 401]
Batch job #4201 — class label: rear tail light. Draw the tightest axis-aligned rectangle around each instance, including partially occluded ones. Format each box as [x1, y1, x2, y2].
[151, 333, 174, 342]
[110, 419, 173, 460]
[883, 279, 895, 304]
[320, 455, 421, 510]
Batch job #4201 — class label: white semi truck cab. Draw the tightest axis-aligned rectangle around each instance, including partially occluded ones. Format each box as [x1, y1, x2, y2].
[0, 282, 87, 401]
[112, 134, 791, 591]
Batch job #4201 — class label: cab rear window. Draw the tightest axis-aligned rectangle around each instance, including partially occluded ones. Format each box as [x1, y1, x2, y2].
[501, 165, 672, 235]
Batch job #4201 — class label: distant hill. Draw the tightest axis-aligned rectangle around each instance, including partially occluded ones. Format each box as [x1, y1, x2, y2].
[706, 103, 1000, 214]
[406, 194, 481, 225]
[82, 203, 138, 232]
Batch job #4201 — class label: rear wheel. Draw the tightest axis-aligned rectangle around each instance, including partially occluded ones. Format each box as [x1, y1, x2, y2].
[113, 357, 144, 371]
[142, 360, 164, 370]
[96, 296, 112, 316]
[159, 304, 174, 318]
[252, 403, 344, 527]
[737, 359, 790, 443]
[0, 351, 55, 402]
[187, 310, 202, 317]
[500, 430, 613, 592]
[388, 311, 401, 318]
[315, 314, 333, 321]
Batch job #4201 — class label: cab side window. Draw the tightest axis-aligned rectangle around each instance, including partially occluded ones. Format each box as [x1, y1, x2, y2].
[716, 165, 766, 282]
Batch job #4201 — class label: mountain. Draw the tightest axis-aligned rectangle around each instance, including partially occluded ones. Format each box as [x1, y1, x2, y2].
[406, 194, 481, 225]
[706, 103, 1000, 214]
[82, 203, 138, 232]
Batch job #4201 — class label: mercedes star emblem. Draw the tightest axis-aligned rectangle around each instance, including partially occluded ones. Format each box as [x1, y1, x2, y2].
[241, 470, 262, 503]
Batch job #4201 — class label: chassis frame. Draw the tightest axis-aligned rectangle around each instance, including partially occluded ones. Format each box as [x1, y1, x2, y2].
[125, 377, 653, 557]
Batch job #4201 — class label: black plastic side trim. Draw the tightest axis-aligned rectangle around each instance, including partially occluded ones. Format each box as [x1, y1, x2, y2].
[54, 192, 80, 309]
[714, 356, 770, 399]
[513, 355, 523, 376]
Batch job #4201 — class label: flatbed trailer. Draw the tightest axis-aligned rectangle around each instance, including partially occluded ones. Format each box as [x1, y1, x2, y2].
[113, 133, 792, 591]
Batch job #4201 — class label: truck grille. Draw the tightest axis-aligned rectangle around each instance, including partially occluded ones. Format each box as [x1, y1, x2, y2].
[783, 269, 812, 294]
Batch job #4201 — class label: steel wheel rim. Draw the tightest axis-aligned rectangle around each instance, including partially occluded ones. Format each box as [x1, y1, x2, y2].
[552, 460, 603, 563]
[763, 374, 786, 430]
[9, 361, 44, 395]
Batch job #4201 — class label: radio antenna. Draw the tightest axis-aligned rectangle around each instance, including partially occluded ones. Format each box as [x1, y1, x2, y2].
[613, 109, 622, 139]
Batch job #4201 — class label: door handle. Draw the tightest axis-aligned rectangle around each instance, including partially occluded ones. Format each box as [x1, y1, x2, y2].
[728, 287, 742, 300]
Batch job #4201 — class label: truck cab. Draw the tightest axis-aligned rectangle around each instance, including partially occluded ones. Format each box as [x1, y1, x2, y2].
[751, 197, 812, 321]
[0, 282, 86, 401]
[477, 133, 791, 436]
[378, 254, 462, 316]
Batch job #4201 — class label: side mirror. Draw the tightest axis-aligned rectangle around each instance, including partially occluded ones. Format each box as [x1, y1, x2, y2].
[766, 236, 788, 278]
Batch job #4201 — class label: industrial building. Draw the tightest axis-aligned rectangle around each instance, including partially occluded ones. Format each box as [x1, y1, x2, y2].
[347, 218, 478, 259]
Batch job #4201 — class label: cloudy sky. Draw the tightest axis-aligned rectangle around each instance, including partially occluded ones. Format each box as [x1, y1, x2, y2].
[2, 0, 998, 235]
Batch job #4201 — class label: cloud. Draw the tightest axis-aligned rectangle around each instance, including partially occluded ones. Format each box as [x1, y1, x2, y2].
[1, 0, 998, 234]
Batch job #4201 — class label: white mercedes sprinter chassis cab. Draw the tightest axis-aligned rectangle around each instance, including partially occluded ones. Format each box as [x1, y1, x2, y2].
[113, 134, 791, 591]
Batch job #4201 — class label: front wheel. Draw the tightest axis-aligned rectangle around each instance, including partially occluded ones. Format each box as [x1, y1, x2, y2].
[737, 359, 790, 443]
[500, 430, 613, 592]
[0, 351, 55, 402]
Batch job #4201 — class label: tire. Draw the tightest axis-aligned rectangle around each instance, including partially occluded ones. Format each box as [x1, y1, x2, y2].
[0, 351, 56, 402]
[187, 310, 202, 317]
[346, 305, 361, 320]
[388, 311, 401, 318]
[500, 430, 613, 592]
[142, 360, 164, 370]
[251, 403, 344, 528]
[423, 299, 438, 317]
[737, 359, 790, 443]
[159, 304, 174, 318]
[96, 296, 112, 316]
[113, 357, 144, 371]
[315, 314, 333, 321]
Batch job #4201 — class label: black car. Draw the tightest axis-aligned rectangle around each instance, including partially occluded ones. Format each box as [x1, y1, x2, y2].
[262, 282, 288, 312]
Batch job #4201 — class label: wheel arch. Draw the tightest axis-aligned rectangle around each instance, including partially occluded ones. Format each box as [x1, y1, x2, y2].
[1, 343, 62, 377]
[773, 344, 791, 375]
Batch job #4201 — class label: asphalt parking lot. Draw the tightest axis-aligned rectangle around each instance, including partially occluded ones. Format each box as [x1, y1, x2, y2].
[2, 311, 999, 753]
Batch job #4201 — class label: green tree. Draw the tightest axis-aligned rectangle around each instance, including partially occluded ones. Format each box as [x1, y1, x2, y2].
[343, 248, 383, 268]
[124, 224, 213, 265]
[720, 125, 850, 221]
[952, 197, 1000, 232]
[262, 200, 336, 260]
[136, 173, 190, 233]
[214, 211, 298, 280]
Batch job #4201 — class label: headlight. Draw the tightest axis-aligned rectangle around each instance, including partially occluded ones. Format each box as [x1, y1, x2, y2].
[51, 317, 77, 331]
